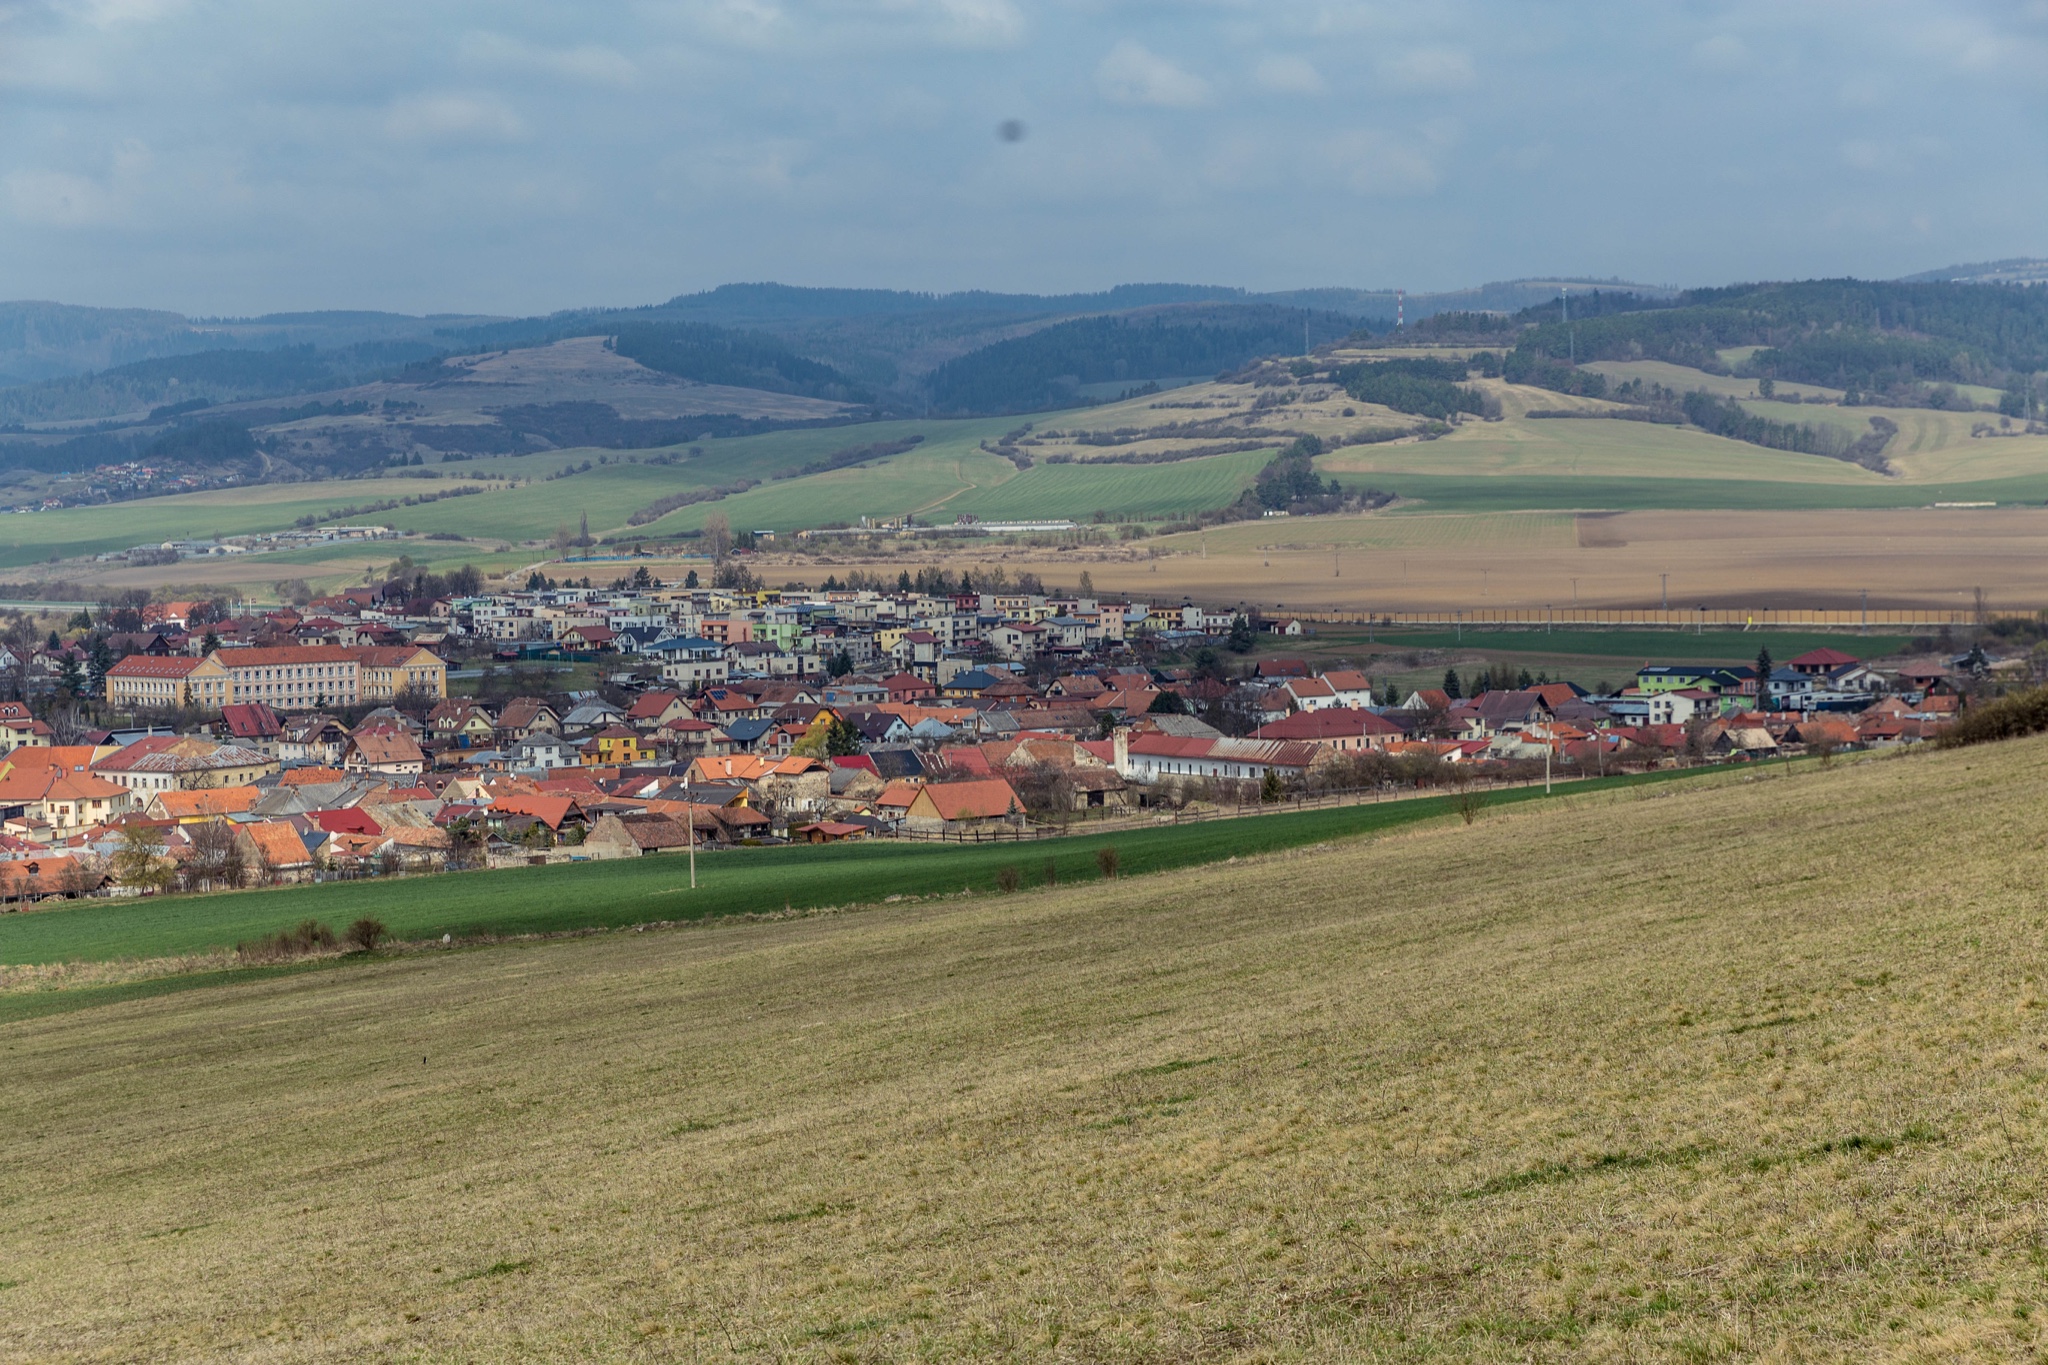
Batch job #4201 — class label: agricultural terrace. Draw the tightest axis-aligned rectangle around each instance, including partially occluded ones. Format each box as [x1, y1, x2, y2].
[2, 739, 2044, 1358]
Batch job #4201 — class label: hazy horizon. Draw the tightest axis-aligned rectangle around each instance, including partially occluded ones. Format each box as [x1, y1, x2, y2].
[3, 1, 2044, 317]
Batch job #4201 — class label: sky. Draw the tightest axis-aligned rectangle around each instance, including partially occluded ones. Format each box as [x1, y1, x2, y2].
[1, 0, 2045, 316]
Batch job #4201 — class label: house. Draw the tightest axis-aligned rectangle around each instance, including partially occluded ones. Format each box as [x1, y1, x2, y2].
[428, 700, 498, 748]
[1281, 677, 1339, 712]
[343, 730, 427, 777]
[493, 697, 561, 742]
[794, 820, 870, 843]
[582, 811, 702, 859]
[1788, 647, 1859, 677]
[901, 777, 1025, 831]
[1252, 707, 1404, 753]
[0, 767, 131, 830]
[0, 701, 52, 749]
[146, 786, 264, 823]
[1319, 670, 1375, 709]
[626, 691, 693, 731]
[1114, 732, 1319, 786]
[499, 735, 566, 770]
[280, 715, 351, 767]
[580, 726, 650, 766]
[233, 821, 322, 880]
[91, 736, 278, 794]
[216, 702, 285, 757]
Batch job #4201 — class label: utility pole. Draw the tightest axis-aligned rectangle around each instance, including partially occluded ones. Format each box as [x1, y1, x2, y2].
[1861, 588, 1868, 634]
[685, 773, 697, 890]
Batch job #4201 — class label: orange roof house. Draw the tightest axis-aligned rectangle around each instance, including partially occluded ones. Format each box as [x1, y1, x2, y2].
[902, 777, 1023, 828]
[147, 786, 263, 823]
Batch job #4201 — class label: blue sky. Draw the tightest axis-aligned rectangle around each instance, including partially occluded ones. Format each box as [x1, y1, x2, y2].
[2, 0, 2044, 315]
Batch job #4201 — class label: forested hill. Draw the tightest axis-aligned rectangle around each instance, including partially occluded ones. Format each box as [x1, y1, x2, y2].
[1504, 278, 2048, 392]
[923, 305, 1364, 414]
[607, 324, 871, 403]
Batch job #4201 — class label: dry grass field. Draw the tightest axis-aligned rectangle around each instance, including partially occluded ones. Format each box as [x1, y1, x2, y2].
[1319, 414, 1877, 487]
[4, 740, 2047, 1360]
[817, 506, 2048, 613]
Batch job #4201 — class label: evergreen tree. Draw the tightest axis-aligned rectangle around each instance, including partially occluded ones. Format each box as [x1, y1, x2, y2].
[1755, 645, 1773, 681]
[1226, 613, 1255, 654]
[202, 630, 221, 655]
[826, 716, 862, 757]
[897, 570, 913, 594]
[1517, 667, 1534, 689]
[684, 569, 699, 589]
[88, 637, 114, 698]
[58, 654, 85, 700]
[1443, 667, 1462, 700]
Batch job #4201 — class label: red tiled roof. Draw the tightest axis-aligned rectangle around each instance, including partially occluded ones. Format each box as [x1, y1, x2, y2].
[106, 655, 204, 678]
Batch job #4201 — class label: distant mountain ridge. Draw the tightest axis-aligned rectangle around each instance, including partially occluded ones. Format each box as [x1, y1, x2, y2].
[1898, 258, 2048, 286]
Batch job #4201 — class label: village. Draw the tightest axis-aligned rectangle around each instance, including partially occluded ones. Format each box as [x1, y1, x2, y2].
[0, 570, 1979, 905]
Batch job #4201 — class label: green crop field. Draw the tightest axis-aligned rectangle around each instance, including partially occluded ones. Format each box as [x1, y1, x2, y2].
[6, 736, 2047, 1358]
[0, 475, 494, 569]
[0, 771, 1704, 976]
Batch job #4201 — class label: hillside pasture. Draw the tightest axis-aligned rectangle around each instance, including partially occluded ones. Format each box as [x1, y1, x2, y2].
[4, 741, 2047, 1358]
[1583, 358, 1844, 402]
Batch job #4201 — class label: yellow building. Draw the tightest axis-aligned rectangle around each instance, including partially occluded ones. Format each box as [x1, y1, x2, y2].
[354, 646, 449, 702]
[103, 654, 232, 711]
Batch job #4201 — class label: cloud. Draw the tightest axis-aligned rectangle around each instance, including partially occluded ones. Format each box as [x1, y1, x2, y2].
[1692, 33, 1747, 70]
[1383, 46, 1473, 92]
[1096, 40, 1209, 108]
[1253, 54, 1324, 95]
[383, 93, 526, 144]
[871, 0, 1023, 48]
[457, 32, 638, 87]
[1840, 136, 1945, 173]
[1324, 129, 1440, 196]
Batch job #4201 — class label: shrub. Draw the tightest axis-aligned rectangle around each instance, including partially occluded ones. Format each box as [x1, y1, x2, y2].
[1096, 846, 1120, 880]
[1043, 858, 1059, 887]
[1939, 684, 2048, 748]
[236, 919, 338, 964]
[344, 917, 389, 952]
[996, 866, 1021, 895]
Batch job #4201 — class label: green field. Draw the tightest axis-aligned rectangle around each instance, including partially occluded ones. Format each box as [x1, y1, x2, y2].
[0, 770, 1712, 974]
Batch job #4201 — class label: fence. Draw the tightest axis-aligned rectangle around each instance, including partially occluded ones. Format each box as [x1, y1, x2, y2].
[878, 770, 1624, 843]
[1287, 606, 1978, 631]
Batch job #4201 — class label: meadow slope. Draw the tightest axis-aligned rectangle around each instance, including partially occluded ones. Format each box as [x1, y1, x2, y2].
[2, 739, 2046, 1361]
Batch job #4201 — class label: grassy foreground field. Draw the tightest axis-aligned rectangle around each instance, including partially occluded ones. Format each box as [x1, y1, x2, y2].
[3, 741, 2047, 1359]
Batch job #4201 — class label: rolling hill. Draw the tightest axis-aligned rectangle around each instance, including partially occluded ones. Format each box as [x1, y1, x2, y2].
[2, 735, 2044, 1358]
